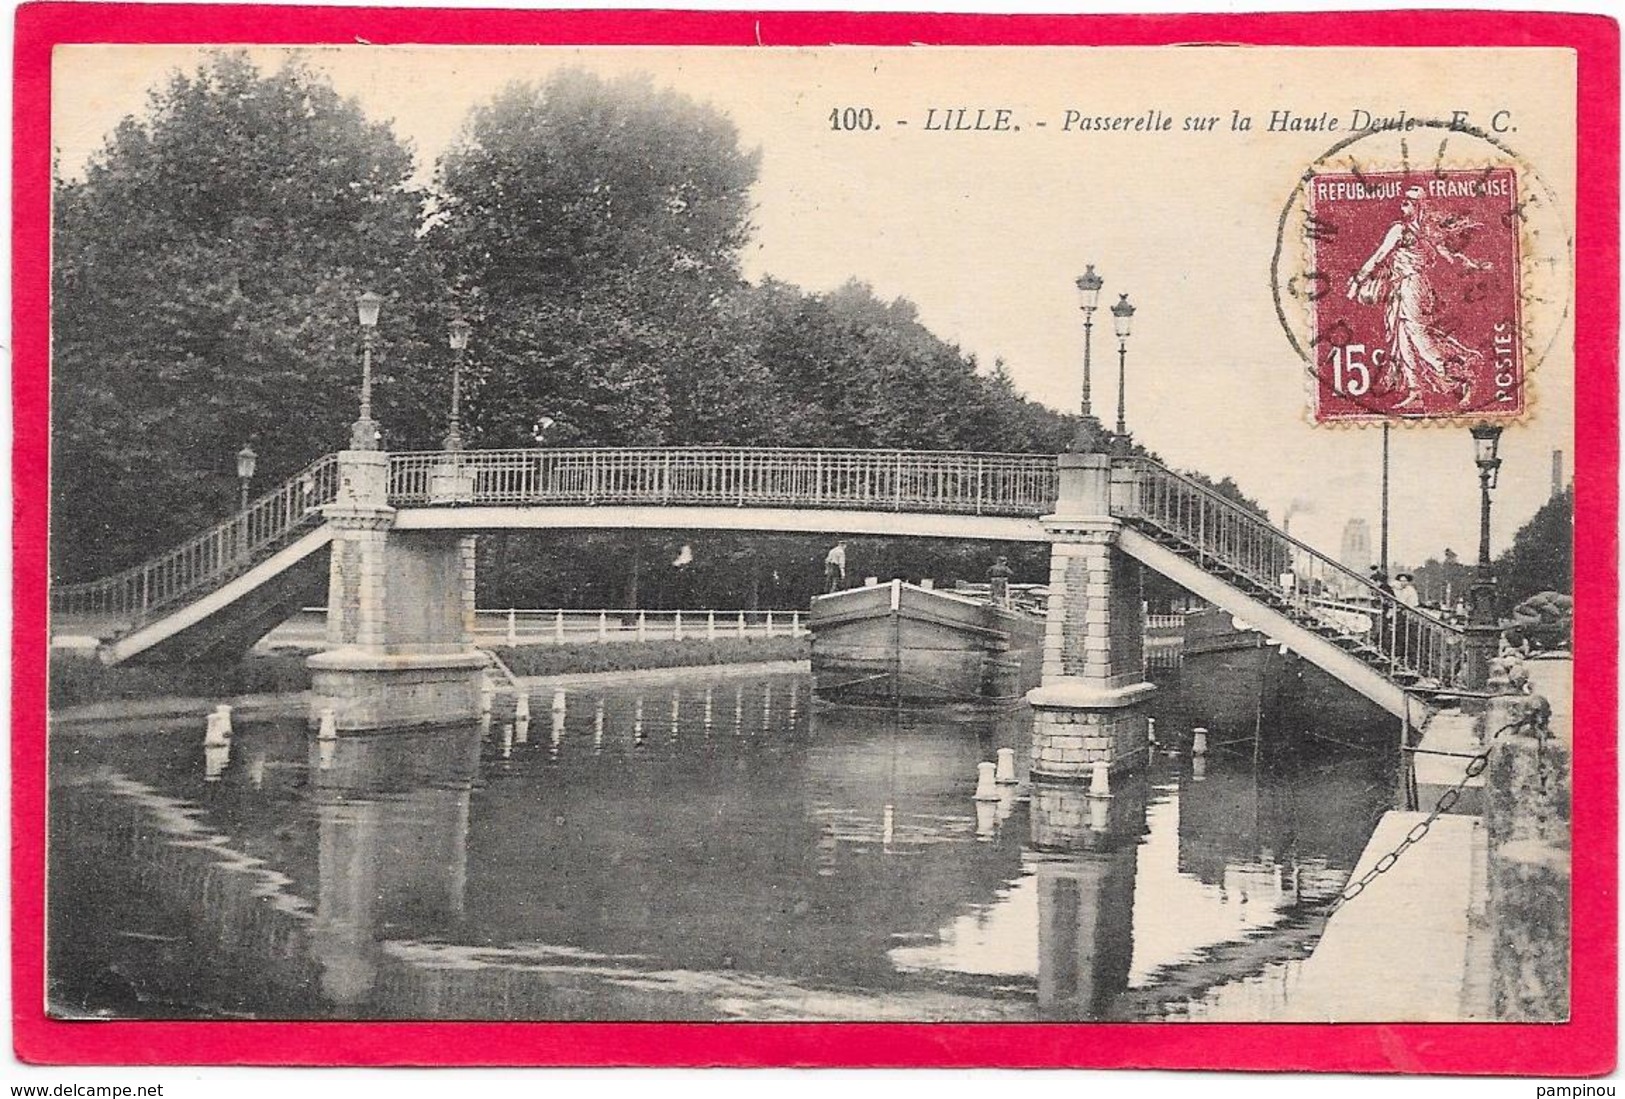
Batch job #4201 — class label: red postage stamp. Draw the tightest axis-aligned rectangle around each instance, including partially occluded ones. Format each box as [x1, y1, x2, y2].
[1308, 167, 1524, 422]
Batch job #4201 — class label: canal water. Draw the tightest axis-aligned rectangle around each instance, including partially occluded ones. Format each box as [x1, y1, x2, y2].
[48, 664, 1399, 1022]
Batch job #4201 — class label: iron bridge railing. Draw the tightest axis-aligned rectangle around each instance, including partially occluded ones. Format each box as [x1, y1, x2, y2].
[1112, 457, 1469, 691]
[387, 447, 1059, 517]
[49, 445, 1468, 696]
[51, 454, 341, 623]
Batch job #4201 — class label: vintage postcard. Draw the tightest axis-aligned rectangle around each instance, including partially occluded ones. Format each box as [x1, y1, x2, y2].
[14, 6, 1617, 1075]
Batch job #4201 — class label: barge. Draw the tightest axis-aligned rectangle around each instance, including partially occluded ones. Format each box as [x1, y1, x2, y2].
[808, 580, 1045, 705]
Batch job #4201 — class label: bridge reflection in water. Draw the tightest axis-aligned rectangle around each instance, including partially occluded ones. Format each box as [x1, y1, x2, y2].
[47, 668, 1395, 1022]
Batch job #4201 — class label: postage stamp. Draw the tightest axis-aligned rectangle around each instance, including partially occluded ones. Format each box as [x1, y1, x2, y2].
[1272, 119, 1572, 427]
[1308, 167, 1523, 421]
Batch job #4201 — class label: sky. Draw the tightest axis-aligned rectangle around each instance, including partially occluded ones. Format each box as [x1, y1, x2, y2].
[51, 43, 1578, 567]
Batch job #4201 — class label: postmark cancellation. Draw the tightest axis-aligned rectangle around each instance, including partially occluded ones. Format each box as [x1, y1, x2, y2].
[1274, 123, 1571, 427]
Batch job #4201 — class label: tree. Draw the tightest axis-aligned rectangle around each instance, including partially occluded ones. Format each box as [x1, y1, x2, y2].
[747, 279, 1070, 452]
[51, 53, 435, 580]
[1412, 548, 1473, 609]
[1494, 486, 1573, 607]
[431, 71, 764, 448]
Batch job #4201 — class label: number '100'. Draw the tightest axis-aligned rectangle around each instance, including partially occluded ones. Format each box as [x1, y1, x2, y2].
[829, 107, 876, 131]
[1328, 343, 1385, 397]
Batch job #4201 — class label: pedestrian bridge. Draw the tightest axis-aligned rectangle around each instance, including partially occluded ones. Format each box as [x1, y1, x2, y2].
[51, 446, 1471, 718]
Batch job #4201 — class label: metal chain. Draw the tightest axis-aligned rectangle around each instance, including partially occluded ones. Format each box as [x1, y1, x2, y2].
[1328, 706, 1548, 912]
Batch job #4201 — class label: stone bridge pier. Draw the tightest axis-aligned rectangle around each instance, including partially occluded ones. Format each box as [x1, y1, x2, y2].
[1027, 453, 1155, 780]
[307, 450, 488, 731]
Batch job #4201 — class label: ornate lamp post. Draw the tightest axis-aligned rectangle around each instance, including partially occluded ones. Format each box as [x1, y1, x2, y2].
[1070, 265, 1105, 451]
[445, 317, 472, 451]
[1110, 292, 1136, 451]
[350, 291, 383, 451]
[1466, 423, 1504, 690]
[236, 444, 257, 512]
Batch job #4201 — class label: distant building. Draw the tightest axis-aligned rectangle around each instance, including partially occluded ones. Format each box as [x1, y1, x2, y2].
[1340, 519, 1373, 579]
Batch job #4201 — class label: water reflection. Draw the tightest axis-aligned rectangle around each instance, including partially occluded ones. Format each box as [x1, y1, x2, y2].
[306, 728, 481, 1010]
[48, 667, 1394, 1021]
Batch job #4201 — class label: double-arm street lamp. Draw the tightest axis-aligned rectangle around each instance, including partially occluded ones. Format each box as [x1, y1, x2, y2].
[1465, 423, 1504, 689]
[1110, 292, 1137, 452]
[445, 317, 472, 451]
[350, 291, 383, 451]
[1070, 266, 1106, 452]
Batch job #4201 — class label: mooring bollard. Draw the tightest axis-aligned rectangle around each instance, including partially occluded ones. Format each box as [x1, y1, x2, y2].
[1088, 761, 1111, 797]
[973, 761, 1000, 801]
[994, 747, 1018, 785]
[975, 798, 998, 839]
[317, 708, 338, 741]
[1089, 793, 1111, 833]
[205, 705, 232, 746]
[1192, 727, 1209, 756]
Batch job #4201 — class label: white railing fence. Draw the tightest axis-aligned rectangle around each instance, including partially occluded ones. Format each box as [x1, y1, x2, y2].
[474, 607, 808, 646]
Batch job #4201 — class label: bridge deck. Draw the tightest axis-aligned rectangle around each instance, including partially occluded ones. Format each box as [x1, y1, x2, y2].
[392, 504, 1046, 542]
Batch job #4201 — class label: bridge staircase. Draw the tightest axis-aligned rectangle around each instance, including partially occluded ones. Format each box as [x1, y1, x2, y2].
[1109, 457, 1468, 719]
[52, 455, 342, 663]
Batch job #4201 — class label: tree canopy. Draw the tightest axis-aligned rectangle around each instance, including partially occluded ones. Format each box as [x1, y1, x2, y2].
[52, 53, 436, 580]
[430, 71, 765, 448]
[1494, 486, 1573, 608]
[52, 54, 1268, 612]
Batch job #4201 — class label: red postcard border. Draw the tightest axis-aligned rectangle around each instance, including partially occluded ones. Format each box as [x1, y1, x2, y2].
[12, 5, 1619, 1073]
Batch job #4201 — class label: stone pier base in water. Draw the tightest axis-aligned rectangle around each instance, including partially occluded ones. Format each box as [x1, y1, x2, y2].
[308, 648, 489, 732]
[1028, 684, 1155, 781]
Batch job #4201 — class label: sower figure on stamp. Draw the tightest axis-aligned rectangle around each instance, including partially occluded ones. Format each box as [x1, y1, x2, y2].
[824, 540, 848, 593]
[1346, 184, 1488, 409]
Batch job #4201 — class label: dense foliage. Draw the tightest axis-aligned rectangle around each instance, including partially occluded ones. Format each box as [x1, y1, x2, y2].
[50, 56, 1245, 610]
[51, 55, 439, 580]
[1493, 487, 1573, 608]
[1407, 486, 1571, 618]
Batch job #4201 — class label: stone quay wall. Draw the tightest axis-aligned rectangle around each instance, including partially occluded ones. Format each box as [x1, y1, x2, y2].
[1483, 689, 1570, 1022]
